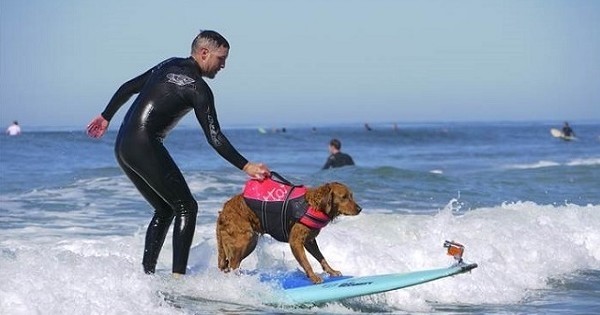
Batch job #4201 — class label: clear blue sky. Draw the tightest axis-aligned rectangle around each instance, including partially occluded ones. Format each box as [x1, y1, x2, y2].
[1, 0, 599, 129]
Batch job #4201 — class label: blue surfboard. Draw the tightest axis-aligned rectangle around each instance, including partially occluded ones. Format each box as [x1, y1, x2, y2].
[262, 261, 477, 305]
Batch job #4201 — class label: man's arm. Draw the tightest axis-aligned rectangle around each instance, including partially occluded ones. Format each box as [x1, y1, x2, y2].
[100, 69, 152, 121]
[86, 69, 152, 138]
[192, 87, 269, 179]
[322, 156, 333, 170]
[347, 154, 355, 165]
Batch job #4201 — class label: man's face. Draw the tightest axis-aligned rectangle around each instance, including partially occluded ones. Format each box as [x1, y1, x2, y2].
[200, 46, 229, 79]
[329, 144, 336, 154]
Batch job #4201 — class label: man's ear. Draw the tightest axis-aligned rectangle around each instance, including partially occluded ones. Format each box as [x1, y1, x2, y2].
[199, 47, 210, 61]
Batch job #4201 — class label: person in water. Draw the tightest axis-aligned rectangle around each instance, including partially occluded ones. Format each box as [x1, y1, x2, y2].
[562, 122, 575, 138]
[86, 30, 270, 276]
[6, 121, 21, 136]
[322, 138, 355, 169]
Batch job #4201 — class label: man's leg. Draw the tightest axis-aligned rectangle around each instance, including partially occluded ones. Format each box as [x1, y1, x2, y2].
[117, 142, 198, 274]
[117, 159, 175, 274]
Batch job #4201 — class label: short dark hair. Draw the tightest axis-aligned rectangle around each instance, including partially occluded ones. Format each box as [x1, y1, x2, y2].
[329, 138, 341, 150]
[191, 30, 230, 54]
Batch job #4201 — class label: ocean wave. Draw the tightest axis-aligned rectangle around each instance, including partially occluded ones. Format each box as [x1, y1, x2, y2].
[504, 157, 600, 170]
[505, 160, 561, 169]
[2, 200, 598, 314]
[566, 157, 600, 166]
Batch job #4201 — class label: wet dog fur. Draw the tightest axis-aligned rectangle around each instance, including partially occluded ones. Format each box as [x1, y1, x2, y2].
[216, 182, 361, 284]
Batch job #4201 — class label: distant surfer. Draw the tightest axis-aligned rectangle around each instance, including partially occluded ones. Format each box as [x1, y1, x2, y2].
[6, 121, 21, 136]
[562, 122, 575, 138]
[86, 30, 270, 276]
[322, 138, 355, 169]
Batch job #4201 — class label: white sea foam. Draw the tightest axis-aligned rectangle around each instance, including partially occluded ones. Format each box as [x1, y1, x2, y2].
[505, 160, 561, 169]
[566, 157, 600, 166]
[505, 157, 600, 170]
[2, 199, 599, 314]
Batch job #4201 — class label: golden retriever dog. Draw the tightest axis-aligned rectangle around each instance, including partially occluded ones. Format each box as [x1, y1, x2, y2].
[216, 175, 361, 284]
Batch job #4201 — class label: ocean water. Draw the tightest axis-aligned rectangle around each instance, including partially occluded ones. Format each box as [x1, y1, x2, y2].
[1, 121, 599, 314]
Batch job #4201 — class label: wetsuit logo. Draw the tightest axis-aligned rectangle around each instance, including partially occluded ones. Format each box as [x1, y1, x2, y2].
[166, 73, 195, 86]
[207, 115, 222, 146]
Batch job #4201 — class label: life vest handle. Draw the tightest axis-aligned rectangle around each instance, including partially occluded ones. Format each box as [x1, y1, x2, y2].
[269, 171, 296, 187]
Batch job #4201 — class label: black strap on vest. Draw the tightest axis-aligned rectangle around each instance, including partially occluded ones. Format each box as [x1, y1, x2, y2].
[269, 171, 294, 186]
[269, 171, 304, 240]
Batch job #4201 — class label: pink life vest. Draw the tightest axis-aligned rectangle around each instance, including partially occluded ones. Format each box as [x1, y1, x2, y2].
[242, 174, 330, 241]
[243, 177, 307, 201]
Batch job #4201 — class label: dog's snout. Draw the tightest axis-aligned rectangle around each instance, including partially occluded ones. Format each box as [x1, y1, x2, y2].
[357, 205, 362, 213]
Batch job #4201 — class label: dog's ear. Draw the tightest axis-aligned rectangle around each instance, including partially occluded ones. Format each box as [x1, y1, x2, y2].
[317, 184, 333, 214]
[318, 183, 339, 217]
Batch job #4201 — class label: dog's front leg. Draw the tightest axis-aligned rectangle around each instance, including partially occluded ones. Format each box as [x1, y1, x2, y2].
[289, 225, 322, 284]
[305, 239, 342, 277]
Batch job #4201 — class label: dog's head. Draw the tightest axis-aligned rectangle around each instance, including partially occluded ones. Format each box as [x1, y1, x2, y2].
[311, 182, 361, 219]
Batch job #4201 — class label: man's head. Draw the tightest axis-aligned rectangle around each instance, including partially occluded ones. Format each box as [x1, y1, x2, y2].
[191, 30, 230, 79]
[329, 138, 341, 153]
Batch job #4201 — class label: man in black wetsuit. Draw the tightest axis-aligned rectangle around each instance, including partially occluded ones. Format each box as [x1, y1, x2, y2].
[562, 122, 575, 138]
[322, 138, 355, 169]
[86, 30, 270, 276]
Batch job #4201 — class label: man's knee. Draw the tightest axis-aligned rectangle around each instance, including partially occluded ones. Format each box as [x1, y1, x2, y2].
[173, 199, 198, 216]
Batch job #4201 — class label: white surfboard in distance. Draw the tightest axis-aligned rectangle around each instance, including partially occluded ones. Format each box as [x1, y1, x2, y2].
[550, 128, 576, 141]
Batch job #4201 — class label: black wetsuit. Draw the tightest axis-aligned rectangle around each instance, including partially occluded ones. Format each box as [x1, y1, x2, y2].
[100, 57, 248, 274]
[322, 152, 355, 169]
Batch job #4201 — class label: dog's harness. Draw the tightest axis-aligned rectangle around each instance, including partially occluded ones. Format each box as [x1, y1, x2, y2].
[242, 172, 330, 242]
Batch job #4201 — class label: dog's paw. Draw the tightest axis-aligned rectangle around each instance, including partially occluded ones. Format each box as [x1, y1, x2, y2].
[218, 260, 229, 272]
[309, 274, 324, 284]
[327, 269, 342, 277]
[218, 265, 231, 273]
